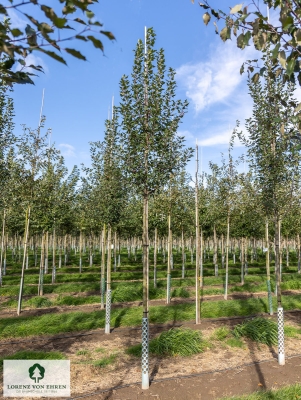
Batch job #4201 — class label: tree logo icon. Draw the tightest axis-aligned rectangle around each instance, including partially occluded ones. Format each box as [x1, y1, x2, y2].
[28, 363, 45, 383]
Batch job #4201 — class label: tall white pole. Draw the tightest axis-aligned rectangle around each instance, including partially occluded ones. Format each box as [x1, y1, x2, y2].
[38, 88, 45, 127]
[141, 25, 150, 391]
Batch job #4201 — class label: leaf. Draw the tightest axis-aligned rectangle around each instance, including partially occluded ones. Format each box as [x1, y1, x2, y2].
[294, 29, 301, 45]
[252, 73, 259, 83]
[211, 9, 219, 19]
[86, 10, 95, 19]
[65, 48, 86, 60]
[295, 103, 301, 113]
[202, 12, 211, 26]
[74, 18, 87, 25]
[213, 21, 218, 34]
[278, 50, 286, 68]
[53, 17, 67, 29]
[230, 4, 243, 14]
[75, 35, 88, 42]
[100, 30, 115, 41]
[282, 15, 294, 30]
[10, 28, 23, 37]
[220, 26, 230, 42]
[237, 33, 245, 49]
[199, 3, 210, 9]
[36, 48, 67, 65]
[87, 35, 104, 51]
[280, 124, 285, 135]
[286, 58, 295, 77]
[271, 43, 280, 59]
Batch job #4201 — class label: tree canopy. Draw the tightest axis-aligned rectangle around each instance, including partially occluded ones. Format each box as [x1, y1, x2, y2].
[0, 0, 114, 84]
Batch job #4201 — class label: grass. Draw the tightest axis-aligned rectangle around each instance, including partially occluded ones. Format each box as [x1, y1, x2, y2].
[0, 350, 66, 371]
[221, 383, 301, 399]
[76, 349, 90, 356]
[233, 318, 278, 346]
[284, 325, 301, 338]
[93, 354, 117, 368]
[127, 327, 206, 357]
[3, 294, 301, 339]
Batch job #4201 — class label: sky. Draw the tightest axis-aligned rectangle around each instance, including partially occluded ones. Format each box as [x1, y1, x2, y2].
[7, 0, 292, 178]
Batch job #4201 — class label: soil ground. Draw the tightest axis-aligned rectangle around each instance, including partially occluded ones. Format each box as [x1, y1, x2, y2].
[1, 312, 301, 400]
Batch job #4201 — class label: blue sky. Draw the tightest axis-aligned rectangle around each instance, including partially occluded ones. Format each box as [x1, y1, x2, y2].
[8, 0, 292, 177]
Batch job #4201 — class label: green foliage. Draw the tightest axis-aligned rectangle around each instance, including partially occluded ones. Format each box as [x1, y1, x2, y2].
[233, 317, 278, 346]
[197, 1, 301, 85]
[211, 327, 231, 341]
[0, 4, 115, 84]
[25, 297, 52, 308]
[117, 27, 193, 197]
[127, 327, 206, 357]
[93, 354, 117, 368]
[0, 350, 65, 371]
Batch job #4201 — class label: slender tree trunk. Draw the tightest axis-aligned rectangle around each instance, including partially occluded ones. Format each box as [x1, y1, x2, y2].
[52, 227, 56, 284]
[38, 232, 45, 296]
[114, 231, 117, 272]
[45, 231, 49, 274]
[141, 192, 149, 389]
[154, 227, 157, 288]
[0, 209, 6, 287]
[224, 213, 230, 300]
[105, 225, 112, 334]
[297, 233, 301, 274]
[195, 143, 201, 324]
[100, 224, 106, 309]
[275, 216, 285, 365]
[17, 207, 30, 315]
[266, 218, 273, 315]
[213, 224, 218, 276]
[166, 213, 172, 304]
[241, 237, 244, 285]
[79, 229, 82, 273]
[181, 227, 185, 279]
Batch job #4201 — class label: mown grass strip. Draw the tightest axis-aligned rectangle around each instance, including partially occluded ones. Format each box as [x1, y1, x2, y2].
[1, 294, 301, 339]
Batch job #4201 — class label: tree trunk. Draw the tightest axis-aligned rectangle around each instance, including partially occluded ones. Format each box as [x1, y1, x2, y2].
[266, 218, 273, 315]
[154, 227, 157, 288]
[224, 213, 230, 300]
[166, 213, 172, 304]
[100, 224, 106, 309]
[141, 192, 149, 389]
[105, 225, 112, 334]
[181, 228, 185, 279]
[195, 143, 201, 324]
[213, 224, 218, 276]
[0, 209, 6, 287]
[17, 207, 30, 315]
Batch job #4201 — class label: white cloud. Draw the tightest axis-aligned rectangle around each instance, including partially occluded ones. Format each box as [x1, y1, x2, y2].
[59, 144, 76, 157]
[6, 9, 27, 30]
[177, 129, 194, 141]
[176, 41, 256, 113]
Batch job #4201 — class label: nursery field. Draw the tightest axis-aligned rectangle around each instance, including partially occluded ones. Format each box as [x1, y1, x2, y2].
[1, 246, 301, 399]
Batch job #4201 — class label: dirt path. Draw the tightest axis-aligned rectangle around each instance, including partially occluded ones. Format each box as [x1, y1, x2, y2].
[1, 315, 301, 400]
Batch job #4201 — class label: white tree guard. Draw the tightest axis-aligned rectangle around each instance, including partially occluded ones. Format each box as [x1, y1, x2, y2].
[105, 289, 111, 334]
[141, 317, 149, 389]
[277, 306, 285, 365]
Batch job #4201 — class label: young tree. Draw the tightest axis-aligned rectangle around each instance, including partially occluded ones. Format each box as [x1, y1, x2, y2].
[117, 27, 193, 389]
[235, 49, 301, 364]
